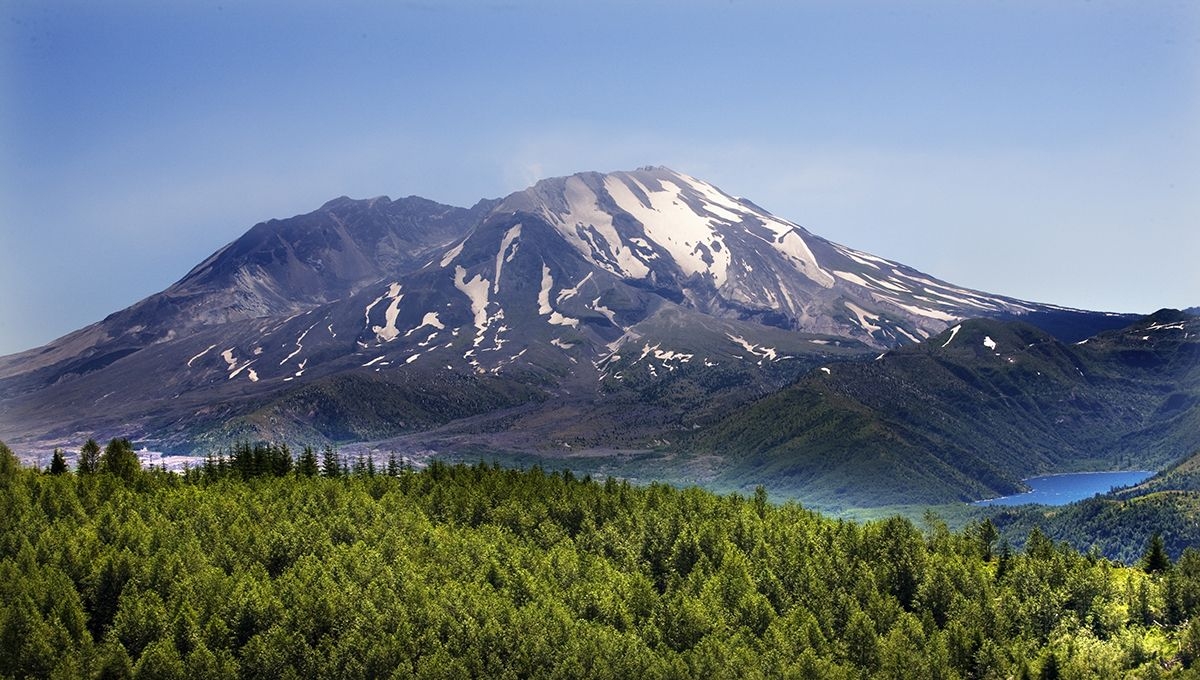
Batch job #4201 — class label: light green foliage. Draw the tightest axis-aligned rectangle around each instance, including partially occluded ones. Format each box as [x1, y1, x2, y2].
[1, 440, 1199, 677]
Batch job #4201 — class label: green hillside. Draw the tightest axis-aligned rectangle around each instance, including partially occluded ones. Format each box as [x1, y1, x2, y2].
[986, 449, 1200, 564]
[5, 440, 1200, 678]
[686, 314, 1200, 509]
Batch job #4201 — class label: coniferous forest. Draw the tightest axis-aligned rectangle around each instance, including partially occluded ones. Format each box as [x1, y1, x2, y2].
[4, 439, 1200, 679]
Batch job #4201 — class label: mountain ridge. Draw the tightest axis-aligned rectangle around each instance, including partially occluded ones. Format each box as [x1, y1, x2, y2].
[2, 166, 1181, 509]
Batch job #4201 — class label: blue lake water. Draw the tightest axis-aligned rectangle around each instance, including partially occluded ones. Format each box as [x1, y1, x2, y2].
[974, 470, 1155, 507]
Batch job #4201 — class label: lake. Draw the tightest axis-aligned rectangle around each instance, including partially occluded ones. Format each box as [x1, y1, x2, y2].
[974, 470, 1155, 507]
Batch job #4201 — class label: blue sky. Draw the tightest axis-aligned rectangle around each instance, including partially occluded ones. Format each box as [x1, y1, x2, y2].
[1, 0, 1197, 355]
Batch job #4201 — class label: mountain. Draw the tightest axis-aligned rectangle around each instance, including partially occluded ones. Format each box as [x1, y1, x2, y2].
[687, 311, 1200, 508]
[0, 167, 1169, 508]
[0, 195, 492, 390]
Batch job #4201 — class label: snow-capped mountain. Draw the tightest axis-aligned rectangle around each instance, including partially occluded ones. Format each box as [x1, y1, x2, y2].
[0, 167, 1136, 455]
[498, 166, 1073, 346]
[0, 195, 490, 387]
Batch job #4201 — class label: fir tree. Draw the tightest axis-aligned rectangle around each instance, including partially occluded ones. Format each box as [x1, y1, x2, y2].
[77, 438, 100, 474]
[49, 448, 68, 475]
[99, 438, 140, 482]
[296, 446, 319, 477]
[321, 445, 341, 478]
[1143, 532, 1171, 574]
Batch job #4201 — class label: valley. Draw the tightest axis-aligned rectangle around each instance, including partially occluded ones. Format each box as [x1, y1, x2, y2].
[0, 167, 1193, 515]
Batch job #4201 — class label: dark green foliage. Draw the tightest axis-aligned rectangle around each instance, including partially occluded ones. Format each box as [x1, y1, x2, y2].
[687, 317, 1200, 508]
[320, 445, 341, 478]
[49, 449, 68, 475]
[78, 438, 101, 474]
[986, 452, 1200, 564]
[99, 438, 140, 482]
[1143, 532, 1171, 574]
[296, 446, 319, 477]
[1, 441, 1196, 677]
[228, 441, 294, 479]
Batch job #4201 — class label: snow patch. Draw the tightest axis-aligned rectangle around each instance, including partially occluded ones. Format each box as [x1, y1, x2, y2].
[983, 336, 997, 350]
[604, 175, 731, 286]
[536, 263, 578, 327]
[726, 333, 779, 361]
[885, 300, 959, 322]
[844, 302, 882, 335]
[363, 283, 399, 330]
[550, 176, 650, 279]
[493, 224, 522, 293]
[454, 266, 490, 331]
[187, 344, 216, 368]
[556, 272, 593, 304]
[537, 264, 554, 315]
[371, 284, 405, 343]
[941, 324, 962, 348]
[281, 323, 318, 365]
[405, 312, 445, 337]
[549, 312, 578, 328]
[590, 297, 618, 325]
[833, 270, 872, 288]
[440, 240, 466, 268]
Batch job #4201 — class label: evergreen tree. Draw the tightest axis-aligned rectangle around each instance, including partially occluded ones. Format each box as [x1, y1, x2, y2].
[978, 518, 999, 561]
[296, 446, 319, 477]
[1143, 532, 1171, 574]
[99, 438, 140, 482]
[77, 438, 101, 474]
[49, 448, 68, 475]
[321, 445, 341, 478]
[0, 440, 17, 479]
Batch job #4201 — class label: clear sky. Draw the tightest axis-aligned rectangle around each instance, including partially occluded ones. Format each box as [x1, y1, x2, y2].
[2, 0, 1197, 356]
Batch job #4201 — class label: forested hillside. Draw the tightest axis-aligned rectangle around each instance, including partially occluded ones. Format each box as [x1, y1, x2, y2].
[4, 439, 1200, 678]
[989, 450, 1200, 564]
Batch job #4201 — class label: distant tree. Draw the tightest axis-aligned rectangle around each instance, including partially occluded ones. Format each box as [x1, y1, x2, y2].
[978, 518, 999, 561]
[78, 438, 101, 474]
[0, 440, 16, 479]
[386, 452, 400, 477]
[321, 445, 341, 478]
[1142, 532, 1170, 574]
[753, 485, 769, 518]
[49, 448, 68, 475]
[296, 446, 319, 477]
[99, 438, 140, 482]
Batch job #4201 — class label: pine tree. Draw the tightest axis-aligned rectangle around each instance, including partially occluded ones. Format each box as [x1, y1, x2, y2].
[77, 438, 100, 474]
[99, 438, 140, 482]
[296, 446, 319, 477]
[1142, 532, 1170, 574]
[321, 445, 341, 478]
[49, 448, 68, 475]
[978, 518, 999, 561]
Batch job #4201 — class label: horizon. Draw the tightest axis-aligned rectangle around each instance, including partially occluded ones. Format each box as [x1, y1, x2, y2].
[2, 1, 1197, 355]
